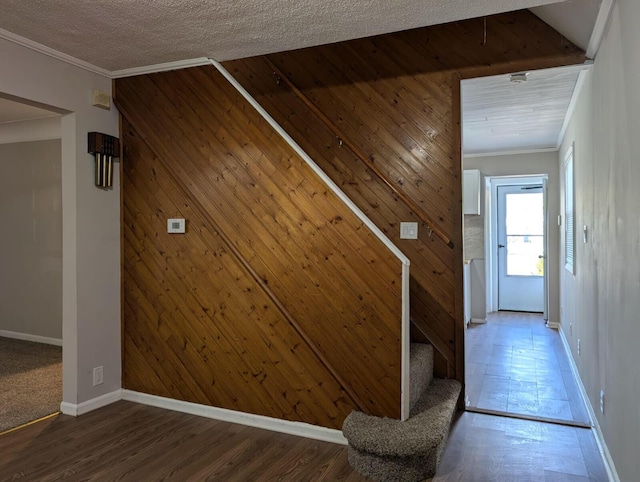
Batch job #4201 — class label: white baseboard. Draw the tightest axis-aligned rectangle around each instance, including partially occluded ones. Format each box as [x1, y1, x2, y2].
[559, 329, 619, 481]
[60, 390, 123, 417]
[0, 329, 62, 346]
[546, 321, 560, 329]
[470, 318, 487, 324]
[122, 389, 348, 446]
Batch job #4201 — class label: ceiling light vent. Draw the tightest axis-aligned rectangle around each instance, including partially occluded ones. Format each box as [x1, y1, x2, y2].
[509, 72, 529, 83]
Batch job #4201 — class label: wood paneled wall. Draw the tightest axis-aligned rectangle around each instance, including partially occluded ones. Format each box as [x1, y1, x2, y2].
[116, 9, 584, 429]
[224, 9, 584, 379]
[116, 67, 404, 428]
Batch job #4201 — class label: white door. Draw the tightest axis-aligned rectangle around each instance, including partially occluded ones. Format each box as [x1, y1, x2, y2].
[497, 184, 545, 312]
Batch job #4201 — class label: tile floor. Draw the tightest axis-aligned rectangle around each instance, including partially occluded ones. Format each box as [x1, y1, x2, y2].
[465, 312, 590, 425]
[434, 411, 608, 481]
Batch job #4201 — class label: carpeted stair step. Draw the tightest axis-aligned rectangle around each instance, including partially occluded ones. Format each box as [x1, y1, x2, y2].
[343, 378, 462, 482]
[409, 343, 433, 412]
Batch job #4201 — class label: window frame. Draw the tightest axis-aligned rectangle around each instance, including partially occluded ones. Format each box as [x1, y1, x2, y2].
[564, 144, 575, 274]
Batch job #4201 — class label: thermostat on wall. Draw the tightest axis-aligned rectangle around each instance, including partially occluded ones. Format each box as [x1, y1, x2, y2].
[167, 218, 186, 234]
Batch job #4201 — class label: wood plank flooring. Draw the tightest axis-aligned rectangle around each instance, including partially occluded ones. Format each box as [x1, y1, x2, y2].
[465, 312, 590, 425]
[0, 400, 607, 481]
[434, 412, 607, 481]
[0, 401, 363, 482]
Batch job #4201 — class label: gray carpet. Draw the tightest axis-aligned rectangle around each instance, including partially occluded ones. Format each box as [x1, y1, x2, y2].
[343, 378, 462, 482]
[0, 336, 62, 433]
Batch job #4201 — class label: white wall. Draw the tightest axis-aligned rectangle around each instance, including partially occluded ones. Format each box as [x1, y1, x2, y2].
[558, 0, 640, 478]
[0, 139, 62, 341]
[0, 38, 120, 405]
[463, 151, 561, 324]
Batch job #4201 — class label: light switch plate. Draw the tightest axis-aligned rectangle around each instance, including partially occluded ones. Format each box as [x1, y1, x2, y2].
[400, 222, 418, 239]
[167, 218, 186, 234]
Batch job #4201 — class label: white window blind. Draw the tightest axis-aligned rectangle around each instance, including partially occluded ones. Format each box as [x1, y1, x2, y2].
[564, 146, 575, 273]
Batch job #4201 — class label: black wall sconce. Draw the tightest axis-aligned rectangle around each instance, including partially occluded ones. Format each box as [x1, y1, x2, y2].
[88, 132, 120, 189]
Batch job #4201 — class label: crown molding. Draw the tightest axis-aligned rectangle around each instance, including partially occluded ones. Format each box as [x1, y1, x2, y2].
[110, 57, 212, 78]
[0, 28, 212, 79]
[0, 27, 111, 78]
[557, 67, 591, 149]
[586, 0, 615, 59]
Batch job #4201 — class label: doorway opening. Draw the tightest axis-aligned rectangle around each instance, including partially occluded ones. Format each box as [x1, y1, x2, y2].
[0, 95, 63, 434]
[488, 176, 548, 317]
[460, 64, 592, 426]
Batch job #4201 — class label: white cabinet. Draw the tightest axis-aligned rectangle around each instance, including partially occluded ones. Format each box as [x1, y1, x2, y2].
[463, 169, 481, 215]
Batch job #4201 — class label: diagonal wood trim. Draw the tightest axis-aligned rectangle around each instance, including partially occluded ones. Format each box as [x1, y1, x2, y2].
[115, 98, 369, 415]
[263, 57, 454, 250]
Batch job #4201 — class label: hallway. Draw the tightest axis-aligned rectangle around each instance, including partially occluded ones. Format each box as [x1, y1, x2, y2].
[465, 312, 590, 426]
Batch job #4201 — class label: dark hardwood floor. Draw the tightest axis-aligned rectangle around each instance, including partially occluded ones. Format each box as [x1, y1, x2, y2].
[0, 401, 363, 482]
[0, 400, 607, 481]
[465, 312, 590, 425]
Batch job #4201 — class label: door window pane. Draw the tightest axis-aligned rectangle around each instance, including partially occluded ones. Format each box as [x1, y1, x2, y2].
[505, 192, 543, 235]
[506, 235, 544, 276]
[505, 191, 544, 276]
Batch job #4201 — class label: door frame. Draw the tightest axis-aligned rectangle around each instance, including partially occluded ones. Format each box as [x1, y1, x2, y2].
[485, 175, 549, 318]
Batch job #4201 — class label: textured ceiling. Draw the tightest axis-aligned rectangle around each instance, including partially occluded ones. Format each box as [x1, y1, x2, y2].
[462, 65, 587, 155]
[0, 0, 565, 71]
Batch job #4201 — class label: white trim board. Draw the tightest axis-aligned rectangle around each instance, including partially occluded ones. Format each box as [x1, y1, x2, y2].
[470, 318, 487, 324]
[464, 147, 558, 159]
[0, 27, 210, 80]
[586, 0, 615, 60]
[211, 57, 411, 421]
[557, 68, 591, 148]
[60, 390, 122, 417]
[57, 388, 348, 446]
[0, 28, 110, 78]
[559, 328, 620, 482]
[111, 58, 211, 79]
[0, 329, 62, 346]
[122, 390, 348, 445]
[209, 60, 409, 267]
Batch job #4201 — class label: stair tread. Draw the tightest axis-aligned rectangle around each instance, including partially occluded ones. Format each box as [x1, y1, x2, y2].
[343, 378, 461, 457]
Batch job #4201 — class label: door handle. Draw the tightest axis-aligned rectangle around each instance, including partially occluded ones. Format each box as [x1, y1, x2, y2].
[498, 244, 505, 248]
[538, 255, 545, 259]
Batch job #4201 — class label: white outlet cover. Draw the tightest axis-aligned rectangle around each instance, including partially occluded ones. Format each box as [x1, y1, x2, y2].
[167, 218, 186, 234]
[93, 366, 104, 386]
[400, 222, 418, 239]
